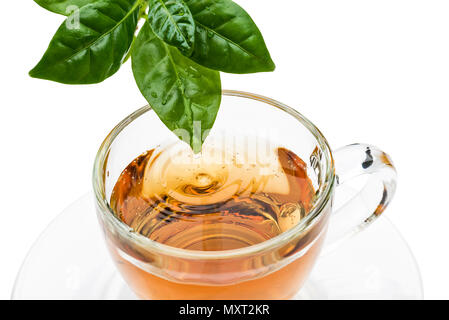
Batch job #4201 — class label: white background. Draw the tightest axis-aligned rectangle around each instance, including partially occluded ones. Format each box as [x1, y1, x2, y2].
[1, 0, 448, 299]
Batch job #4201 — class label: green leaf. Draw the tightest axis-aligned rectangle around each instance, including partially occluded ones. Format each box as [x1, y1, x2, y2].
[34, 0, 100, 15]
[183, 0, 275, 74]
[132, 21, 221, 152]
[148, 0, 196, 56]
[29, 0, 140, 84]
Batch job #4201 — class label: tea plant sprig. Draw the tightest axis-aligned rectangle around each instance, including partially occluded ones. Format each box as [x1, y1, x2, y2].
[30, 0, 275, 152]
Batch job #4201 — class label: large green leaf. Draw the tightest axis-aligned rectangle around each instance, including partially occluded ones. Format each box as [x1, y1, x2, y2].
[34, 0, 100, 15]
[148, 0, 196, 56]
[184, 0, 275, 74]
[132, 21, 221, 152]
[29, 0, 140, 84]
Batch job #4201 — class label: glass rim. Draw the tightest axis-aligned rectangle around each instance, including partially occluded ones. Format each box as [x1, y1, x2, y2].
[93, 90, 336, 260]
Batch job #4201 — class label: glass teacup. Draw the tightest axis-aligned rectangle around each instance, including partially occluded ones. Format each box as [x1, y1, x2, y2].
[93, 90, 396, 300]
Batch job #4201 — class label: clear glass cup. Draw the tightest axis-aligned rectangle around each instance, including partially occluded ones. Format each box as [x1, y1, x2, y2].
[93, 90, 397, 300]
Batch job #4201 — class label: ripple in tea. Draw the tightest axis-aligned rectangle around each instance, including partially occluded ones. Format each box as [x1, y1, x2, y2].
[110, 142, 316, 251]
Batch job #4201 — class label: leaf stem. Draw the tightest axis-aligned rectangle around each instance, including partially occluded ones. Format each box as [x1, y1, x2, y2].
[138, 0, 149, 19]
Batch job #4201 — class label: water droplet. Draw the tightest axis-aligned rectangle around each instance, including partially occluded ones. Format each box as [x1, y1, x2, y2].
[195, 173, 213, 187]
[151, 91, 158, 98]
[207, 30, 214, 38]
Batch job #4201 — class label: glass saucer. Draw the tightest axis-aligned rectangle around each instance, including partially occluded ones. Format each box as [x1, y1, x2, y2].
[12, 193, 423, 300]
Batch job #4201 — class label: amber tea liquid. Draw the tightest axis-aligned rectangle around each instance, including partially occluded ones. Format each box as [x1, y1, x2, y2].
[106, 141, 328, 299]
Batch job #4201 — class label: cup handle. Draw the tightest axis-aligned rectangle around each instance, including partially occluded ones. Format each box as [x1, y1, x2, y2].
[322, 143, 397, 254]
